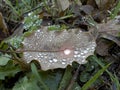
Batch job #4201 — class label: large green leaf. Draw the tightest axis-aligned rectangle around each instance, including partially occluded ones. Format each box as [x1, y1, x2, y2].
[13, 76, 40, 90]
[31, 63, 49, 90]
[13, 63, 64, 90]
[39, 69, 64, 90]
[58, 65, 72, 90]
[0, 54, 11, 66]
[13, 63, 48, 90]
[0, 61, 21, 80]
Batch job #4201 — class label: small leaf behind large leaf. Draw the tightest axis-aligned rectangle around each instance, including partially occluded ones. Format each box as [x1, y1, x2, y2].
[0, 54, 10, 66]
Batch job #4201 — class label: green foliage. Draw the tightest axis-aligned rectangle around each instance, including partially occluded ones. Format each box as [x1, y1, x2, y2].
[13, 76, 40, 90]
[39, 69, 64, 90]
[0, 54, 11, 66]
[31, 63, 49, 90]
[81, 63, 110, 90]
[13, 63, 49, 90]
[48, 25, 61, 31]
[48, 25, 67, 31]
[6, 36, 24, 49]
[90, 55, 120, 90]
[13, 63, 65, 90]
[5, 0, 20, 17]
[79, 56, 100, 83]
[111, 1, 120, 19]
[91, 55, 114, 80]
[58, 66, 73, 90]
[80, 72, 90, 83]
[0, 0, 120, 90]
[23, 12, 42, 37]
[4, 0, 41, 20]
[72, 82, 81, 90]
[24, 12, 42, 31]
[0, 41, 9, 50]
[0, 60, 21, 80]
[58, 15, 73, 20]
[112, 74, 120, 90]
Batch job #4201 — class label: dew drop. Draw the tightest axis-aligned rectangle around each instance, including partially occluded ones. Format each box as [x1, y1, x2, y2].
[62, 59, 66, 62]
[62, 62, 66, 64]
[91, 47, 95, 49]
[81, 60, 85, 62]
[41, 55, 44, 58]
[37, 55, 41, 58]
[37, 30, 40, 32]
[44, 56, 47, 59]
[74, 51, 79, 54]
[82, 56, 85, 58]
[91, 65, 94, 68]
[49, 60, 53, 63]
[83, 50, 88, 54]
[64, 49, 71, 55]
[53, 58, 58, 62]
[74, 55, 77, 58]
[77, 55, 81, 57]
[86, 48, 90, 51]
[80, 52, 84, 55]
[29, 56, 32, 58]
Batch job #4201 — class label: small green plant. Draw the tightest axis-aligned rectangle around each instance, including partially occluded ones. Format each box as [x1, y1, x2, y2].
[111, 1, 120, 19]
[24, 12, 42, 31]
[81, 63, 110, 90]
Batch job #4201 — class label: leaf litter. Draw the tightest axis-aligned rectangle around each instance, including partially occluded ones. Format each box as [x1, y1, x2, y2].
[21, 13, 120, 70]
[0, 0, 120, 89]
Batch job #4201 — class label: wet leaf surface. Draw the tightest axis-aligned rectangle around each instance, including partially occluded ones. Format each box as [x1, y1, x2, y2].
[22, 26, 96, 70]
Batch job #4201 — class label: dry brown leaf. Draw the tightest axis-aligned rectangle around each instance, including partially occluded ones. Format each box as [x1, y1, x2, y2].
[98, 16, 120, 36]
[75, 0, 82, 6]
[80, 5, 94, 15]
[95, 38, 112, 56]
[56, 0, 70, 11]
[95, 0, 115, 10]
[87, 0, 97, 8]
[95, 16, 120, 57]
[0, 12, 9, 41]
[22, 26, 96, 70]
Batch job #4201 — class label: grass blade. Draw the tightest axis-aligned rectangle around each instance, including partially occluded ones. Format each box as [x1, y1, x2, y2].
[31, 63, 49, 90]
[81, 63, 110, 90]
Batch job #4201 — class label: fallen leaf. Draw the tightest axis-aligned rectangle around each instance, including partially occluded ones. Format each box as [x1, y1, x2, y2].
[98, 18, 120, 36]
[87, 0, 97, 8]
[80, 5, 94, 15]
[89, 15, 120, 39]
[95, 0, 108, 9]
[0, 12, 9, 41]
[98, 33, 120, 47]
[92, 16, 120, 57]
[94, 0, 115, 10]
[56, 0, 70, 11]
[22, 26, 96, 70]
[95, 38, 112, 56]
[75, 0, 82, 6]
